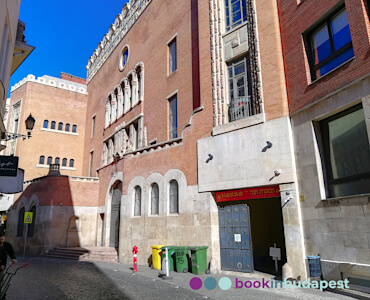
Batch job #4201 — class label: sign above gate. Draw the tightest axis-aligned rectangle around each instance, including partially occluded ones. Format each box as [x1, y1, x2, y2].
[215, 186, 280, 202]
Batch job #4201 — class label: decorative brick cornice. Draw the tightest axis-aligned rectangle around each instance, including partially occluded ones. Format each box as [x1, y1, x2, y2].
[86, 0, 152, 84]
[11, 74, 87, 95]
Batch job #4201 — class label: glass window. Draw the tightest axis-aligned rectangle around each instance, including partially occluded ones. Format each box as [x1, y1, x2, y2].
[119, 46, 129, 71]
[320, 104, 370, 197]
[69, 159, 74, 168]
[151, 183, 159, 215]
[51, 121, 56, 130]
[58, 122, 63, 131]
[17, 207, 25, 237]
[227, 56, 254, 122]
[92, 116, 96, 137]
[169, 180, 179, 214]
[65, 124, 70, 132]
[134, 186, 141, 216]
[27, 206, 36, 237]
[90, 152, 94, 177]
[43, 120, 49, 129]
[308, 7, 354, 80]
[55, 157, 60, 165]
[39, 156, 45, 164]
[72, 125, 77, 133]
[47, 156, 52, 165]
[225, 0, 247, 31]
[169, 95, 177, 139]
[169, 38, 177, 75]
[62, 158, 67, 167]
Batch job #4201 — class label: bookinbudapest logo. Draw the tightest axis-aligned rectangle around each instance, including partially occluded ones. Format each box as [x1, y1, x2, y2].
[189, 277, 350, 292]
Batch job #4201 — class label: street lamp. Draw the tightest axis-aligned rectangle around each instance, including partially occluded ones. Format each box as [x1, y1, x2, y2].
[1, 114, 35, 141]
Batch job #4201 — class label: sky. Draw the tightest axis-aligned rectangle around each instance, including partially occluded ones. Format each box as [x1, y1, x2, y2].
[8, 0, 128, 96]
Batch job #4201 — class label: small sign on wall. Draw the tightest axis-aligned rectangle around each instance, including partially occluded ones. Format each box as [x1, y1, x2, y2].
[300, 195, 305, 202]
[0, 156, 18, 177]
[234, 234, 241, 242]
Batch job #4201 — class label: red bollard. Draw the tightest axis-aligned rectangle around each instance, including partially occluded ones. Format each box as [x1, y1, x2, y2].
[132, 246, 138, 272]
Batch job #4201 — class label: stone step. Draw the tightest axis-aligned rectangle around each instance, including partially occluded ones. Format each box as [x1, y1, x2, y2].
[42, 247, 118, 263]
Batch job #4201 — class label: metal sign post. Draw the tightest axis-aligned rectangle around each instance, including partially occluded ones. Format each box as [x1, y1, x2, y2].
[23, 212, 33, 257]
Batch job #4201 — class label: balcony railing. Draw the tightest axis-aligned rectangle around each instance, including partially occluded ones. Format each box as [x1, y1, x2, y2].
[228, 96, 253, 122]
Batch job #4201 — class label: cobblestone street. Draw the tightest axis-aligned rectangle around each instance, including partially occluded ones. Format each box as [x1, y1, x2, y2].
[3, 257, 368, 300]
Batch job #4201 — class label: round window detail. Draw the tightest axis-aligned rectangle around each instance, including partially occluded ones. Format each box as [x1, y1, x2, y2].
[119, 45, 129, 71]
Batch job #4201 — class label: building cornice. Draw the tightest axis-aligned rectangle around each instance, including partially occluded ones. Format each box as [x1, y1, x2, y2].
[10, 74, 87, 95]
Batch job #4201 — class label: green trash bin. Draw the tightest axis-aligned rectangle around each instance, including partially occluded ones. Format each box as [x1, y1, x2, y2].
[189, 246, 208, 275]
[161, 246, 177, 272]
[175, 246, 189, 273]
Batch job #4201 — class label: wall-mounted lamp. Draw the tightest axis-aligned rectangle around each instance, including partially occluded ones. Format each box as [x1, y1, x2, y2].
[262, 141, 273, 152]
[1, 114, 35, 141]
[269, 169, 282, 181]
[206, 154, 213, 163]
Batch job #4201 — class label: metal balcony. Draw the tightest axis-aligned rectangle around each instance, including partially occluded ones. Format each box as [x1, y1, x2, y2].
[228, 96, 253, 122]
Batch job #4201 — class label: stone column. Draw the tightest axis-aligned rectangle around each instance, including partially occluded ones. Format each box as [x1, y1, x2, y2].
[131, 72, 139, 107]
[105, 100, 111, 128]
[138, 117, 143, 148]
[122, 129, 128, 154]
[117, 86, 124, 119]
[108, 139, 113, 164]
[111, 93, 117, 123]
[139, 69, 144, 102]
[123, 79, 131, 114]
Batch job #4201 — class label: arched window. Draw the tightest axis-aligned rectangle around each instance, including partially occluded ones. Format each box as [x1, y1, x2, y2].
[39, 156, 45, 164]
[65, 124, 70, 132]
[17, 207, 25, 237]
[62, 158, 67, 167]
[169, 180, 179, 214]
[47, 156, 52, 165]
[55, 157, 60, 165]
[58, 122, 63, 130]
[51, 121, 56, 129]
[134, 186, 141, 216]
[151, 183, 159, 215]
[43, 120, 49, 128]
[72, 125, 77, 133]
[69, 159, 74, 168]
[27, 206, 36, 237]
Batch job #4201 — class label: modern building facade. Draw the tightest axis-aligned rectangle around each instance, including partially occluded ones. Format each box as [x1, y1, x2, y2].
[278, 0, 370, 290]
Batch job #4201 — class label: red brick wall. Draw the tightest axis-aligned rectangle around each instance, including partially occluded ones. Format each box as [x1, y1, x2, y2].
[83, 0, 213, 191]
[277, 0, 370, 113]
[60, 72, 86, 85]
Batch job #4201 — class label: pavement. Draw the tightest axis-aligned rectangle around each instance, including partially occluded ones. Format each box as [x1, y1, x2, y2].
[3, 256, 370, 300]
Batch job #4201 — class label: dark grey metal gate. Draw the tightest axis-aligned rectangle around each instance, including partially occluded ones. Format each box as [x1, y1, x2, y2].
[219, 204, 253, 272]
[109, 184, 121, 248]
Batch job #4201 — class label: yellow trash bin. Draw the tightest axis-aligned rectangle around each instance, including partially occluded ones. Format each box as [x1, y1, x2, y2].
[151, 245, 165, 270]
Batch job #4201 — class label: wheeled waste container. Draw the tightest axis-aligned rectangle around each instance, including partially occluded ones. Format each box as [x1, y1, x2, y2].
[161, 246, 177, 272]
[189, 246, 208, 275]
[307, 255, 321, 278]
[175, 246, 189, 273]
[151, 245, 165, 270]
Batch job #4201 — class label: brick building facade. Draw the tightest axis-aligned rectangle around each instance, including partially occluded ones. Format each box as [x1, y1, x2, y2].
[278, 0, 370, 288]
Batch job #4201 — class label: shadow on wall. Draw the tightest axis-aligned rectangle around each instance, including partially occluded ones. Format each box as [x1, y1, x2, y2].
[5, 174, 81, 256]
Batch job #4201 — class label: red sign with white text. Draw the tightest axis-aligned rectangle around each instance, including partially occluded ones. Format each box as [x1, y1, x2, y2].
[215, 186, 280, 202]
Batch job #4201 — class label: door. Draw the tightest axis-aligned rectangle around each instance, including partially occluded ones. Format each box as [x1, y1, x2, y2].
[109, 183, 121, 248]
[219, 204, 253, 272]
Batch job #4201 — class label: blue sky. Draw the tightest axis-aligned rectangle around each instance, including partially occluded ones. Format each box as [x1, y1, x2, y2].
[9, 0, 128, 96]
